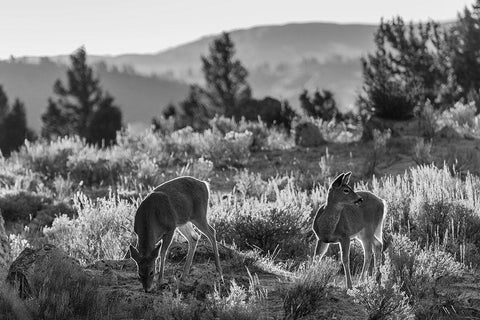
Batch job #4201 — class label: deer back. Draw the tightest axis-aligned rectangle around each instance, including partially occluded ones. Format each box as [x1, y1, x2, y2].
[133, 176, 209, 254]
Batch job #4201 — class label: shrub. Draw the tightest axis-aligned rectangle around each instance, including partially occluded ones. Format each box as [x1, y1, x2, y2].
[361, 80, 417, 120]
[210, 187, 312, 259]
[9, 232, 30, 261]
[386, 234, 463, 316]
[437, 101, 477, 130]
[145, 276, 264, 320]
[282, 257, 339, 319]
[43, 192, 134, 264]
[0, 191, 52, 222]
[348, 274, 414, 320]
[413, 138, 433, 165]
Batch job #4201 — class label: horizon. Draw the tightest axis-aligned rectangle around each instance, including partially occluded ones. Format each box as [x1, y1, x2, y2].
[0, 0, 472, 59]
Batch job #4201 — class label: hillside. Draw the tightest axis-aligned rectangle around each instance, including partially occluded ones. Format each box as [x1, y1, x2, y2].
[21, 22, 377, 113]
[0, 60, 189, 132]
[96, 22, 377, 109]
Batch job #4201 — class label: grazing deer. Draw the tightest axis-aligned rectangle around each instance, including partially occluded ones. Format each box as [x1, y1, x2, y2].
[312, 172, 386, 289]
[129, 176, 223, 292]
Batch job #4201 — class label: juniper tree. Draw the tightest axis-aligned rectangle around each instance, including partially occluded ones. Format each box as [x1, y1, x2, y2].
[41, 47, 122, 146]
[201, 32, 251, 116]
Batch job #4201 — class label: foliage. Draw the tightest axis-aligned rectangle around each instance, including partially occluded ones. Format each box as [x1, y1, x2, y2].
[0, 86, 31, 157]
[0, 190, 52, 222]
[299, 89, 340, 121]
[145, 276, 265, 320]
[41, 47, 122, 146]
[385, 235, 464, 317]
[360, 17, 448, 119]
[282, 257, 339, 319]
[447, 0, 480, 108]
[201, 32, 251, 116]
[233, 97, 297, 132]
[348, 269, 414, 320]
[412, 138, 433, 165]
[159, 85, 212, 132]
[210, 179, 313, 259]
[43, 192, 134, 264]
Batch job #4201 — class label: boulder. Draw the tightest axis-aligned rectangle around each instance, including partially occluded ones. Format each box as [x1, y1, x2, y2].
[6, 244, 81, 298]
[0, 212, 11, 271]
[436, 126, 462, 140]
[295, 122, 326, 147]
[363, 116, 421, 141]
[433, 273, 480, 318]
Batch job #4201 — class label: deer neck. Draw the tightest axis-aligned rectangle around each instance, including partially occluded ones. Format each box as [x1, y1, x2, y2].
[319, 200, 345, 236]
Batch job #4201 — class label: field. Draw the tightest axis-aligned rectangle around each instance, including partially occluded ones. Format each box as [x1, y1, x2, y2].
[1, 111, 480, 320]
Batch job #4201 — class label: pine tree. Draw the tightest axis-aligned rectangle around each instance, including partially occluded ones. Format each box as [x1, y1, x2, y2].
[201, 32, 251, 116]
[359, 17, 448, 119]
[41, 98, 73, 138]
[41, 47, 123, 144]
[448, 1, 480, 110]
[85, 93, 122, 146]
[2, 99, 27, 156]
[0, 85, 8, 121]
[0, 88, 29, 157]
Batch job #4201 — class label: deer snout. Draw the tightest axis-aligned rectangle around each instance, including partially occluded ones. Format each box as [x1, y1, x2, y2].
[144, 284, 154, 293]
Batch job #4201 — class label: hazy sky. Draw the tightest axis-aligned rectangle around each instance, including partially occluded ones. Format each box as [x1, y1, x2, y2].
[0, 0, 472, 59]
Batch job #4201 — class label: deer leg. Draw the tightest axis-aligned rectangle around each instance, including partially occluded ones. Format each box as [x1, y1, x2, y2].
[193, 220, 223, 280]
[360, 238, 373, 280]
[177, 222, 200, 279]
[373, 237, 383, 278]
[314, 240, 329, 259]
[340, 238, 353, 289]
[157, 230, 174, 285]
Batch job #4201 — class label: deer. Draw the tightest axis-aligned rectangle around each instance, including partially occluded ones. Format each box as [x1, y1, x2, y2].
[129, 176, 223, 293]
[312, 172, 386, 289]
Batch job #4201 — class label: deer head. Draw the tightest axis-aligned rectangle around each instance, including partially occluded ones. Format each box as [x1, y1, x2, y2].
[129, 244, 161, 292]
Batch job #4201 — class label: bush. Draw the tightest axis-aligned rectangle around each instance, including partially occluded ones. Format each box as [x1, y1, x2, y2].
[282, 257, 339, 319]
[210, 185, 313, 259]
[43, 192, 134, 264]
[413, 138, 433, 165]
[386, 234, 464, 316]
[348, 274, 414, 320]
[145, 276, 264, 320]
[362, 80, 417, 120]
[0, 191, 52, 222]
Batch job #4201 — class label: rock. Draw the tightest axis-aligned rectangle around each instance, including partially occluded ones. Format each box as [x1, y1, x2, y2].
[434, 273, 480, 318]
[362, 116, 421, 141]
[436, 126, 462, 140]
[6, 244, 81, 298]
[295, 122, 326, 147]
[0, 212, 11, 271]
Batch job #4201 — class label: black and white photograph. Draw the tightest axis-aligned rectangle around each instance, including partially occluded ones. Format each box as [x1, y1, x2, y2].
[1, 1, 479, 319]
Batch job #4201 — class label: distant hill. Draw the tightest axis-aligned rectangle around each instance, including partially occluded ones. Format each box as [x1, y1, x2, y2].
[93, 22, 377, 109]
[4, 22, 378, 132]
[0, 60, 189, 132]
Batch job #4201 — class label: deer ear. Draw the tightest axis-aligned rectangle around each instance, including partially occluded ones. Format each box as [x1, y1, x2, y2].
[331, 173, 345, 188]
[343, 172, 352, 185]
[129, 245, 140, 263]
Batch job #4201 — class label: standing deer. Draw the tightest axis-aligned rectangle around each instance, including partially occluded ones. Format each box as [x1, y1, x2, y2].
[129, 176, 223, 292]
[312, 172, 386, 289]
